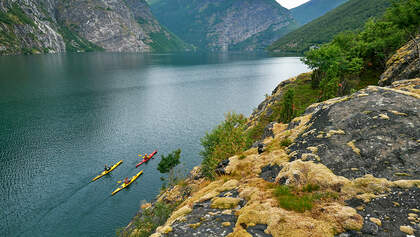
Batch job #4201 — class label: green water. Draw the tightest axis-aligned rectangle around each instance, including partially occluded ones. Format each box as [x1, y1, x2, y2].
[0, 53, 309, 236]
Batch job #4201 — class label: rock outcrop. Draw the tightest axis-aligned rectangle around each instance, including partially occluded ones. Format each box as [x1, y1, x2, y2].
[122, 78, 419, 237]
[379, 34, 420, 86]
[150, 0, 297, 51]
[0, 0, 191, 55]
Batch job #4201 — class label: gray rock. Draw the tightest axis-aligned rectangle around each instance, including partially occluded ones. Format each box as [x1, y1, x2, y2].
[288, 87, 420, 181]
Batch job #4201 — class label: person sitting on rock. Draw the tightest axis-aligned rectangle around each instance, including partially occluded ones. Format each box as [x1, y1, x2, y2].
[258, 143, 264, 154]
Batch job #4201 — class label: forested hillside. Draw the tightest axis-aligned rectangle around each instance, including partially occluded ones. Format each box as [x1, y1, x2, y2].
[269, 0, 391, 54]
[290, 0, 348, 25]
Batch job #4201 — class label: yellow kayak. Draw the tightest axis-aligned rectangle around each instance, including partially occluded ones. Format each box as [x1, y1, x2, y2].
[112, 170, 143, 195]
[91, 160, 123, 182]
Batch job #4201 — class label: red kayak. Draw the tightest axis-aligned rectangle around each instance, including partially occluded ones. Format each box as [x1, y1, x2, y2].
[136, 150, 158, 167]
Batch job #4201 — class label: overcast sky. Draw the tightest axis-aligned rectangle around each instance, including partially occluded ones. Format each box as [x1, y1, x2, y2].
[276, 0, 311, 9]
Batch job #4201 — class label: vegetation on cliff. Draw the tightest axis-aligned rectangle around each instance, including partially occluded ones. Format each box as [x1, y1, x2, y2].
[269, 0, 391, 54]
[290, 0, 348, 25]
[303, 0, 420, 100]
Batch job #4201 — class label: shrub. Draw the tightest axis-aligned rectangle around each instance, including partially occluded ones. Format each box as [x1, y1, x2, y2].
[301, 183, 320, 193]
[273, 185, 313, 213]
[157, 149, 181, 174]
[200, 112, 252, 179]
[280, 89, 295, 123]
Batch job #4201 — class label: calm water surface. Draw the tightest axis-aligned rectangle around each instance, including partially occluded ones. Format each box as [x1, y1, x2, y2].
[0, 53, 309, 237]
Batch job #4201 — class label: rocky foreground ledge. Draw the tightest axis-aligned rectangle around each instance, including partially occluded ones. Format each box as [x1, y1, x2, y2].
[122, 78, 419, 237]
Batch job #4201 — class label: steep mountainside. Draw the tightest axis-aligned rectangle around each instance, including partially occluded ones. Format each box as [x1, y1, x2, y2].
[0, 0, 191, 55]
[290, 0, 348, 25]
[268, 0, 391, 54]
[150, 0, 298, 51]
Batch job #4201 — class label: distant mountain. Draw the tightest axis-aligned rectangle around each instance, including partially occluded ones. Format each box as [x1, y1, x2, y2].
[268, 0, 391, 54]
[291, 0, 348, 25]
[0, 0, 192, 56]
[150, 0, 298, 51]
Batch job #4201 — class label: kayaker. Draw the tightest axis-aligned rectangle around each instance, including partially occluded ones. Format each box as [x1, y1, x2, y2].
[104, 165, 111, 171]
[124, 177, 130, 184]
[258, 143, 264, 154]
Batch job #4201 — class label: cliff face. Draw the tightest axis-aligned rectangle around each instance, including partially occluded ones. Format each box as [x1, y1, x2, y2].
[0, 0, 190, 55]
[150, 0, 298, 51]
[121, 40, 420, 237]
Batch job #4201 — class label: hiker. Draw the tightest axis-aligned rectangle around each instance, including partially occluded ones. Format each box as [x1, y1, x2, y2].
[124, 177, 130, 184]
[104, 165, 111, 171]
[258, 143, 264, 154]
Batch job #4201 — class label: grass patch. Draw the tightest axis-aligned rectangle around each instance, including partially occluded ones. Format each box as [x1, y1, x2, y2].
[272, 184, 338, 213]
[117, 201, 178, 237]
[238, 154, 246, 160]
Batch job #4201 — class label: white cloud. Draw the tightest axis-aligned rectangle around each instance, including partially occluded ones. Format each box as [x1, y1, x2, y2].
[276, 0, 311, 9]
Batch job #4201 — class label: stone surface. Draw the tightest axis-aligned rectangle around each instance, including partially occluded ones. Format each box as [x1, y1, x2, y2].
[288, 84, 420, 181]
[346, 188, 420, 237]
[379, 34, 420, 86]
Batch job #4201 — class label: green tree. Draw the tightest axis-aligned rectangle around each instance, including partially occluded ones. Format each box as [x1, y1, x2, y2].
[280, 89, 295, 123]
[157, 149, 181, 174]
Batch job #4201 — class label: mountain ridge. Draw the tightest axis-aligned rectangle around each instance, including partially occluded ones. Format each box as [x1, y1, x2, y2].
[150, 0, 298, 51]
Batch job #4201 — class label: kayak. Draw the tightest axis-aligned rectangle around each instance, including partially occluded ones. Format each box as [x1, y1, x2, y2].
[135, 150, 158, 168]
[111, 170, 144, 195]
[91, 160, 123, 182]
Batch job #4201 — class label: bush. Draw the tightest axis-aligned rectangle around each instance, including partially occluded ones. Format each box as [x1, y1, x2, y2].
[200, 112, 252, 179]
[280, 89, 295, 123]
[157, 149, 181, 174]
[118, 202, 178, 237]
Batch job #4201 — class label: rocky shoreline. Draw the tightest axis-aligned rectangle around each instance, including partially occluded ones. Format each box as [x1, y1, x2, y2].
[121, 37, 419, 237]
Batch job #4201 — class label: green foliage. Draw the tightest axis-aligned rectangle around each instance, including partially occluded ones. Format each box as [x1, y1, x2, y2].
[269, 0, 391, 54]
[200, 112, 252, 179]
[157, 149, 181, 174]
[273, 185, 313, 213]
[118, 201, 178, 237]
[280, 89, 295, 123]
[301, 0, 419, 100]
[301, 183, 320, 193]
[273, 184, 337, 212]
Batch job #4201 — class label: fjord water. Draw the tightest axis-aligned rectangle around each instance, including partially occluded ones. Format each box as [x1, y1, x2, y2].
[0, 53, 309, 237]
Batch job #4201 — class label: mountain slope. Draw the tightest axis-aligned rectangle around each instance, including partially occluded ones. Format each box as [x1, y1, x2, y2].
[291, 0, 348, 25]
[150, 0, 298, 51]
[268, 0, 391, 54]
[0, 0, 191, 56]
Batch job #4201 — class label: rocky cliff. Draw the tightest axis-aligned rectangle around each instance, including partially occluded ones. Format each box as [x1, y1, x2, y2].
[0, 0, 191, 55]
[379, 34, 420, 86]
[121, 37, 420, 237]
[150, 0, 298, 51]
